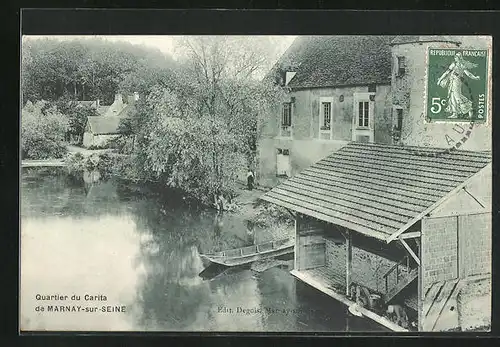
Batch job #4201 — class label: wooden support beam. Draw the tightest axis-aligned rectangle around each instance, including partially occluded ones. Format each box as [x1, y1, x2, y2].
[285, 207, 296, 219]
[346, 230, 352, 297]
[399, 231, 421, 239]
[399, 237, 420, 266]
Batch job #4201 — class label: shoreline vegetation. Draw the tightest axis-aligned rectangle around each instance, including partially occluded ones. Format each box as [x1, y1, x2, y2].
[21, 36, 287, 210]
[62, 149, 295, 244]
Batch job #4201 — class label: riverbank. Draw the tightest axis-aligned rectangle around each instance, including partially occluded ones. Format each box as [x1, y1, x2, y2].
[231, 183, 295, 243]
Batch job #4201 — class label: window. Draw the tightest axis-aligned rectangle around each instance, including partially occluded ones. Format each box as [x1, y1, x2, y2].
[282, 103, 292, 126]
[397, 56, 406, 76]
[321, 102, 331, 130]
[358, 101, 369, 127]
[368, 84, 377, 93]
[396, 108, 403, 130]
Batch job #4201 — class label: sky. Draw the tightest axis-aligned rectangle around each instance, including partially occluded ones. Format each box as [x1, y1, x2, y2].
[24, 35, 297, 68]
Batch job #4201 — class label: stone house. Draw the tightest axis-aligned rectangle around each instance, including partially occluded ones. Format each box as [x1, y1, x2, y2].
[82, 93, 138, 148]
[259, 35, 492, 331]
[258, 35, 492, 187]
[258, 36, 396, 187]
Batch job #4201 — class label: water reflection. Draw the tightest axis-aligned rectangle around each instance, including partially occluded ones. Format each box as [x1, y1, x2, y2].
[20, 168, 387, 332]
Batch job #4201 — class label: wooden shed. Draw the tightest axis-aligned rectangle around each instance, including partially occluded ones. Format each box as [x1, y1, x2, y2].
[261, 142, 491, 331]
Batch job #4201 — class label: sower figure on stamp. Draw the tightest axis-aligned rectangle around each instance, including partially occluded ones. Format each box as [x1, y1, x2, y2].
[437, 52, 480, 119]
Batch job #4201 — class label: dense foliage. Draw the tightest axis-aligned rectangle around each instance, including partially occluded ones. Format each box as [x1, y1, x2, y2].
[22, 36, 288, 206]
[21, 101, 69, 159]
[21, 37, 177, 105]
[121, 37, 286, 205]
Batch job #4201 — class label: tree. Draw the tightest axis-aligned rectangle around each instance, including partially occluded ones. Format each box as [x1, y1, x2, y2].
[130, 37, 286, 204]
[21, 37, 177, 105]
[21, 101, 69, 159]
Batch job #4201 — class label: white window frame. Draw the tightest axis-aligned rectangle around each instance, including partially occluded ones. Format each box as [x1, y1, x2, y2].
[319, 97, 334, 139]
[352, 92, 375, 143]
[358, 100, 370, 128]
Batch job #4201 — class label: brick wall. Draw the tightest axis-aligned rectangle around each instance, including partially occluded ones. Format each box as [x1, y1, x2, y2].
[324, 236, 399, 294]
[458, 213, 491, 278]
[422, 213, 491, 294]
[421, 216, 458, 293]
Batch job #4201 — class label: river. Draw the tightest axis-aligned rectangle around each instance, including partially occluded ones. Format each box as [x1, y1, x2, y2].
[20, 167, 387, 332]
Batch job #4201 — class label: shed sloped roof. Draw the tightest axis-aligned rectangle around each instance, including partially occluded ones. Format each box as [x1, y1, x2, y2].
[87, 116, 123, 135]
[277, 36, 396, 89]
[260, 142, 491, 242]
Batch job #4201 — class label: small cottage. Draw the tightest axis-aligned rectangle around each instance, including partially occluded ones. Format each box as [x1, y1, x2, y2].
[82, 92, 138, 148]
[261, 142, 491, 332]
[82, 116, 123, 148]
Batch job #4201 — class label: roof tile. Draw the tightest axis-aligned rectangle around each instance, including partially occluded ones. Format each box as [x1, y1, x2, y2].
[261, 142, 491, 241]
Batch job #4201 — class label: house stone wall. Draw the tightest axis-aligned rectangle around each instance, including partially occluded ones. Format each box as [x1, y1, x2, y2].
[324, 235, 400, 294]
[390, 36, 492, 150]
[82, 133, 120, 148]
[257, 84, 392, 187]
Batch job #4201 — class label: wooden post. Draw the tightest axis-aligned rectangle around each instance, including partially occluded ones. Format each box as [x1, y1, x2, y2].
[294, 213, 300, 271]
[346, 230, 352, 297]
[415, 237, 422, 332]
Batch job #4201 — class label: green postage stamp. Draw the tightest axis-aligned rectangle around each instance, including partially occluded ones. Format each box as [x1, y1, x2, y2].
[426, 48, 488, 122]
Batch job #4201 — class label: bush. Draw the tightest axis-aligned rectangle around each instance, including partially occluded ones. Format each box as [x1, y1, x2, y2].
[21, 101, 69, 159]
[65, 152, 86, 173]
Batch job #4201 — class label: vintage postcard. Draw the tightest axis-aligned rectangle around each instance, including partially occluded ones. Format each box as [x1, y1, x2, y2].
[20, 34, 492, 333]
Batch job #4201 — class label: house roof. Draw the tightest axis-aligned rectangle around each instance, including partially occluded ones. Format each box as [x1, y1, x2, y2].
[86, 116, 123, 135]
[260, 142, 491, 242]
[97, 106, 110, 116]
[390, 35, 461, 46]
[75, 100, 99, 108]
[273, 36, 396, 89]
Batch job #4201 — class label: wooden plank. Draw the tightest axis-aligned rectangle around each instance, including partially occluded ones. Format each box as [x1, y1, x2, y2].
[386, 165, 491, 243]
[295, 172, 433, 208]
[344, 142, 491, 165]
[271, 187, 406, 230]
[284, 179, 422, 217]
[426, 280, 459, 331]
[329, 148, 488, 176]
[319, 156, 468, 184]
[275, 184, 411, 224]
[423, 282, 443, 317]
[399, 238, 420, 266]
[268, 189, 401, 232]
[313, 161, 459, 191]
[305, 166, 449, 198]
[346, 231, 352, 296]
[290, 269, 409, 332]
[399, 232, 421, 239]
[261, 195, 391, 241]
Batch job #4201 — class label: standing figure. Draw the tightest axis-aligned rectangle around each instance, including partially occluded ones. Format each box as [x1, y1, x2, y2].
[247, 169, 255, 190]
[437, 52, 480, 119]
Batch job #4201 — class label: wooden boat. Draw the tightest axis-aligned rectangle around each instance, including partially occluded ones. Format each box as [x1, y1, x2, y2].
[200, 238, 294, 267]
